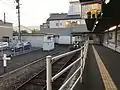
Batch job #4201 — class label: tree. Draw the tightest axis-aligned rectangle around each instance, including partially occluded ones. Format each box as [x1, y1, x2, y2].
[31, 29, 40, 34]
[13, 30, 18, 36]
[20, 30, 28, 34]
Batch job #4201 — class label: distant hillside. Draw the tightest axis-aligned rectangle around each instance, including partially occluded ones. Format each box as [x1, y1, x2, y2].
[27, 26, 40, 30]
[13, 25, 40, 33]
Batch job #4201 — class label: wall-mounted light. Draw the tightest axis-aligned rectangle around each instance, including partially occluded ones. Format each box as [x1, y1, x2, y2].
[77, 21, 80, 25]
[65, 22, 69, 25]
[109, 26, 117, 31]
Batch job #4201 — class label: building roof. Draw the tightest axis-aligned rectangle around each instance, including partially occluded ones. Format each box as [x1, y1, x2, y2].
[0, 20, 13, 26]
[67, 15, 81, 19]
[47, 13, 81, 21]
[69, 1, 80, 4]
[40, 28, 72, 36]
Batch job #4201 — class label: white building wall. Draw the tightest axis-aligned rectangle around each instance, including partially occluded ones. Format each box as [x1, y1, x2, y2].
[0, 25, 13, 40]
[58, 36, 71, 44]
[80, 19, 86, 24]
[49, 20, 64, 28]
[49, 19, 84, 28]
[68, 1, 81, 15]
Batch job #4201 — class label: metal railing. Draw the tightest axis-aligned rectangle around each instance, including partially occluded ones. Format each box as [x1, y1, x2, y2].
[46, 41, 89, 90]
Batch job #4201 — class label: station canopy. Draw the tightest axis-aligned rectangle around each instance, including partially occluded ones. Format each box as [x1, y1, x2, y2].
[85, 0, 120, 32]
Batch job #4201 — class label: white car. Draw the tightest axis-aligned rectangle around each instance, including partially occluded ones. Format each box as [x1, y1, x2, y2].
[10, 41, 23, 52]
[11, 41, 31, 52]
[0, 42, 9, 50]
[22, 41, 31, 50]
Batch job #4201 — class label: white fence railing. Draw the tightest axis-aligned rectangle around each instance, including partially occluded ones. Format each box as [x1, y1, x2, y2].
[46, 41, 89, 90]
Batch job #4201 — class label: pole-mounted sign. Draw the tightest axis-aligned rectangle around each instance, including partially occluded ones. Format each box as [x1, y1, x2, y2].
[2, 54, 11, 73]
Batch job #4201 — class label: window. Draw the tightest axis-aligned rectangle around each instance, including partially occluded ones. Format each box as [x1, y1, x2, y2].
[60, 23, 62, 26]
[117, 30, 120, 46]
[56, 23, 59, 26]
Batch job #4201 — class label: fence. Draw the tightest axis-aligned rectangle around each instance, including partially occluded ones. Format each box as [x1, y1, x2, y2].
[46, 40, 89, 90]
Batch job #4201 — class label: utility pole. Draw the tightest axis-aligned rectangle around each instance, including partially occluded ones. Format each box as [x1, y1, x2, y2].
[4, 13, 6, 24]
[16, 0, 21, 41]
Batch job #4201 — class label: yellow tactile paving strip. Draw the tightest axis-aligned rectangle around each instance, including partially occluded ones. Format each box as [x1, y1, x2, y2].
[92, 45, 117, 90]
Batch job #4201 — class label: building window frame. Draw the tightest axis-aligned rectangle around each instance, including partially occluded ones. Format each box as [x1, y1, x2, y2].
[56, 23, 59, 26]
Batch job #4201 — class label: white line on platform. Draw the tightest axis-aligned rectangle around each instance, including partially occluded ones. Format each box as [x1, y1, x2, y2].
[92, 45, 117, 90]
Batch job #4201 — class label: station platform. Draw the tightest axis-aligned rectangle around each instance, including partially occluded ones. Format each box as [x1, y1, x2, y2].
[75, 44, 120, 90]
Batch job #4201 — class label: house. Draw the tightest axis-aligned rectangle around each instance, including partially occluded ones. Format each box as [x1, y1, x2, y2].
[41, 0, 85, 29]
[46, 13, 85, 28]
[40, 0, 90, 44]
[0, 20, 13, 42]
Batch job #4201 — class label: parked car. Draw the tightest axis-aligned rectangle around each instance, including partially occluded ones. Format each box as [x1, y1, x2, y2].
[0, 42, 9, 50]
[11, 41, 23, 52]
[22, 41, 31, 50]
[10, 41, 31, 52]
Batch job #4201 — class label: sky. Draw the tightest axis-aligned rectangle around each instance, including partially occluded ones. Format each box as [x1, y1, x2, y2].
[0, 0, 70, 26]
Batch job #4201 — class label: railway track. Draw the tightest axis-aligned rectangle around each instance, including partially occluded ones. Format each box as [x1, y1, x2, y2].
[0, 45, 69, 90]
[0, 45, 69, 75]
[17, 51, 81, 90]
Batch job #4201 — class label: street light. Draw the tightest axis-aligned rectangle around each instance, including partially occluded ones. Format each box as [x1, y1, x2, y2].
[65, 22, 69, 25]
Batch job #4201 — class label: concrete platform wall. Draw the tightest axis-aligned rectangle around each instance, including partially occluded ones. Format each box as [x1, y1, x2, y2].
[13, 35, 71, 48]
[13, 36, 44, 48]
